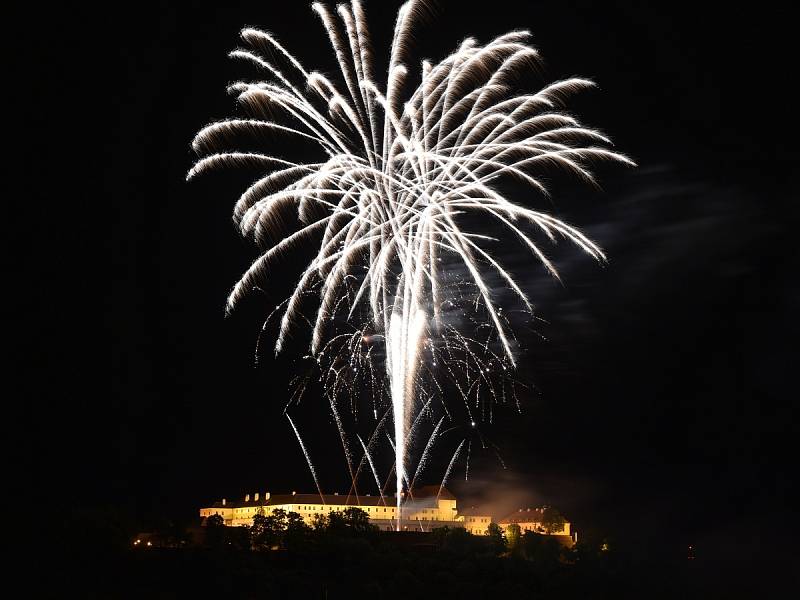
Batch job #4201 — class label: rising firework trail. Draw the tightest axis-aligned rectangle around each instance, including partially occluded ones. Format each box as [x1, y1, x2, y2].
[189, 0, 633, 530]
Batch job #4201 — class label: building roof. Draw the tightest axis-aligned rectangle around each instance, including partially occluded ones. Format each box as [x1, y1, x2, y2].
[210, 493, 388, 509]
[409, 485, 455, 501]
[457, 506, 491, 517]
[498, 508, 548, 525]
[206, 486, 456, 510]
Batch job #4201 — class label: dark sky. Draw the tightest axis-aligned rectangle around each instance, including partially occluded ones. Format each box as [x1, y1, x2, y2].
[26, 0, 797, 560]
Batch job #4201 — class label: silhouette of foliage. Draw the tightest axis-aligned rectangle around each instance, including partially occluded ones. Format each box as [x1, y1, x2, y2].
[541, 507, 567, 534]
[205, 514, 224, 549]
[486, 522, 506, 555]
[62, 509, 708, 600]
[506, 523, 522, 555]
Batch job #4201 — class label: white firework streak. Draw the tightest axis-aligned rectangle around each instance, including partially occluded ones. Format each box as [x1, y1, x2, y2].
[189, 1, 633, 531]
[438, 439, 466, 500]
[287, 414, 326, 504]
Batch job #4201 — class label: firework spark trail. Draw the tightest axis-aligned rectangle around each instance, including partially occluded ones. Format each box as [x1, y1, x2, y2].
[357, 434, 386, 507]
[190, 0, 632, 531]
[287, 414, 326, 504]
[327, 388, 359, 500]
[438, 439, 466, 499]
[465, 439, 472, 481]
[409, 414, 445, 489]
[346, 406, 390, 502]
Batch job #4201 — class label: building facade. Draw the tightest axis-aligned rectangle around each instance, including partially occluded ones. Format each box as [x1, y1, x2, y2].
[498, 507, 571, 537]
[199, 488, 573, 540]
[199, 486, 494, 533]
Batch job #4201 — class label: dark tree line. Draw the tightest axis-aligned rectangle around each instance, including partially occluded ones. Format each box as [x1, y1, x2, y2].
[58, 503, 692, 599]
[204, 506, 379, 552]
[152, 508, 626, 599]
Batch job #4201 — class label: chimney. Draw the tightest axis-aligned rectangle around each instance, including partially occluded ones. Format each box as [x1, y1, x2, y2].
[254, 492, 260, 502]
[222, 499, 226, 506]
[245, 494, 250, 502]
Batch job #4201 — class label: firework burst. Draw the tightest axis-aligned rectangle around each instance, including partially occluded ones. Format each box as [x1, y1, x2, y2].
[189, 0, 633, 530]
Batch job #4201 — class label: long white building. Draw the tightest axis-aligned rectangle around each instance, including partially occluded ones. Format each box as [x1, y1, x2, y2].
[200, 485, 493, 534]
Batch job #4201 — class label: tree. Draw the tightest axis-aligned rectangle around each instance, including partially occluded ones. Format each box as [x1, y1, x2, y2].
[540, 507, 567, 534]
[326, 509, 347, 535]
[486, 522, 506, 555]
[265, 508, 289, 530]
[250, 509, 269, 551]
[326, 507, 377, 539]
[311, 512, 328, 531]
[521, 531, 561, 570]
[285, 511, 306, 529]
[229, 524, 251, 551]
[251, 508, 286, 551]
[205, 514, 224, 549]
[341, 507, 377, 536]
[506, 523, 522, 555]
[284, 511, 312, 551]
[431, 526, 451, 547]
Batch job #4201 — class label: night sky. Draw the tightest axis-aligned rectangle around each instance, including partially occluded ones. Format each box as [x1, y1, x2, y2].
[27, 0, 797, 563]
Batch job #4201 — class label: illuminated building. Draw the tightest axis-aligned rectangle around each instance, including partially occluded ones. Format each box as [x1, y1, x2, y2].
[199, 485, 494, 533]
[458, 506, 495, 535]
[199, 487, 572, 540]
[498, 507, 572, 538]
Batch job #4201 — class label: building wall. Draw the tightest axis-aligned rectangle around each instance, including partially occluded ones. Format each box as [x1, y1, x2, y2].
[501, 521, 571, 536]
[198, 501, 575, 538]
[463, 515, 492, 535]
[405, 497, 458, 522]
[200, 497, 490, 533]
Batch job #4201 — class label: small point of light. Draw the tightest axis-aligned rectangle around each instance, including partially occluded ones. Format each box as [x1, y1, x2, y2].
[471, 421, 476, 427]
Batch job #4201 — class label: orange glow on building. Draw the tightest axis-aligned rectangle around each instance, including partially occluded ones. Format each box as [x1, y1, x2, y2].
[200, 487, 574, 541]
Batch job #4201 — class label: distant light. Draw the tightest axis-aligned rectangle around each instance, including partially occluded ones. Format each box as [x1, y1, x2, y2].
[146, 541, 152, 547]
[470, 421, 476, 427]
